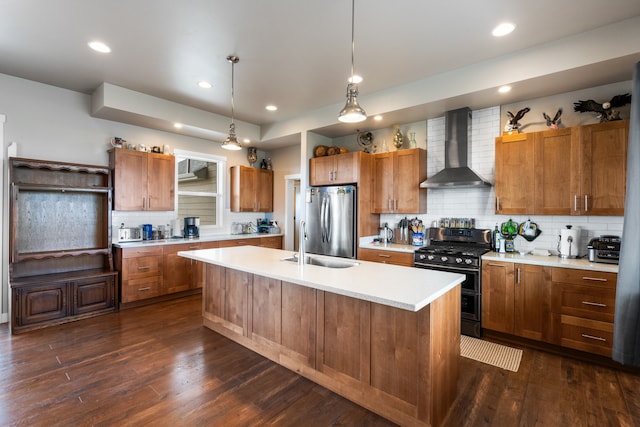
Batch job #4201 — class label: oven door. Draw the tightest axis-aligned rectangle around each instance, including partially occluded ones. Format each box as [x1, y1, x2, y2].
[413, 262, 479, 292]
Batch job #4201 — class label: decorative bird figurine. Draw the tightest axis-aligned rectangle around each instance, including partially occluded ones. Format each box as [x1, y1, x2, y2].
[505, 107, 530, 132]
[573, 93, 631, 122]
[543, 108, 562, 129]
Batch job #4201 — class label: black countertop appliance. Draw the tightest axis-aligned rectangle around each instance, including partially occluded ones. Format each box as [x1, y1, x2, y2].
[184, 216, 200, 239]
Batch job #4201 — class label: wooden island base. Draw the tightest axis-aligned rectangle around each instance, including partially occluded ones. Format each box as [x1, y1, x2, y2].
[202, 264, 460, 427]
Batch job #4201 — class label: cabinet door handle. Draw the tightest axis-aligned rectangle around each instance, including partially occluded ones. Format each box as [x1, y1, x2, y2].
[584, 195, 589, 212]
[377, 254, 391, 258]
[393, 200, 397, 211]
[574, 194, 578, 212]
[143, 197, 146, 209]
[148, 197, 152, 209]
[581, 333, 606, 342]
[137, 266, 151, 271]
[517, 267, 521, 284]
[188, 245, 200, 249]
[137, 286, 151, 291]
[582, 276, 607, 282]
[496, 197, 500, 212]
[581, 301, 607, 308]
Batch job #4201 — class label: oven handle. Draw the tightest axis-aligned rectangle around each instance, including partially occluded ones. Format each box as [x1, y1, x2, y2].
[414, 263, 479, 273]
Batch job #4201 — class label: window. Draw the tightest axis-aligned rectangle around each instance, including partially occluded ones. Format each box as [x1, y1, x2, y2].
[174, 150, 226, 231]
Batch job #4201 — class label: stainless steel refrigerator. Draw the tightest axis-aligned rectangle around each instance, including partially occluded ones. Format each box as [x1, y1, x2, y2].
[305, 185, 357, 259]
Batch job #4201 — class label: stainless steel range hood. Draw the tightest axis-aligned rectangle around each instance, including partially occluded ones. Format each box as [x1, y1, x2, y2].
[420, 107, 492, 188]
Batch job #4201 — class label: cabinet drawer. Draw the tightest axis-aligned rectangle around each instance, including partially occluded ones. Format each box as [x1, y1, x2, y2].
[122, 276, 162, 302]
[164, 242, 208, 255]
[552, 268, 616, 288]
[358, 248, 414, 267]
[218, 238, 259, 248]
[556, 283, 615, 322]
[122, 246, 164, 258]
[122, 255, 162, 279]
[259, 236, 282, 249]
[559, 314, 613, 357]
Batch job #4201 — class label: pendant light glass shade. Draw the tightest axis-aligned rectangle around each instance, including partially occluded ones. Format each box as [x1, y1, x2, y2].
[338, 0, 366, 123]
[222, 55, 242, 151]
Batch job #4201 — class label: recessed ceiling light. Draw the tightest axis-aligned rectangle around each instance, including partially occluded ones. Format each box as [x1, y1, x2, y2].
[198, 81, 212, 89]
[88, 41, 111, 53]
[492, 22, 515, 37]
[374, 115, 383, 121]
[265, 105, 278, 111]
[348, 75, 363, 84]
[498, 85, 512, 93]
[174, 123, 184, 129]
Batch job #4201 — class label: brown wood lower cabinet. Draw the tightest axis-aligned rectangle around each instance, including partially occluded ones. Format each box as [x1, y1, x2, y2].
[482, 260, 617, 357]
[12, 270, 117, 333]
[358, 247, 414, 266]
[202, 263, 459, 427]
[115, 236, 282, 307]
[551, 268, 617, 357]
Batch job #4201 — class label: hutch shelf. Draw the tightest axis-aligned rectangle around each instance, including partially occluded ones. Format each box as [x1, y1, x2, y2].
[9, 158, 117, 334]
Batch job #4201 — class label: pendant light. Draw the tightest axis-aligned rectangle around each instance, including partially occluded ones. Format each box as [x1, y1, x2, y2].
[338, 0, 367, 123]
[222, 55, 242, 150]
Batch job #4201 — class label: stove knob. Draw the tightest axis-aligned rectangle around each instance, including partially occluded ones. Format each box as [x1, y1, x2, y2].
[427, 255, 436, 261]
[465, 258, 474, 265]
[440, 256, 448, 262]
[455, 257, 463, 264]
[418, 254, 426, 260]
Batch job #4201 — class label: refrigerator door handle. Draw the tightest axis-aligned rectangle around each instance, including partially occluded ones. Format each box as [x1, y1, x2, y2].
[325, 195, 331, 242]
[320, 195, 328, 242]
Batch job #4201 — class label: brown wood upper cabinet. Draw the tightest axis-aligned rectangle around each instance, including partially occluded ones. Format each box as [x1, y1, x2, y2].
[110, 148, 175, 211]
[372, 148, 426, 214]
[495, 120, 628, 215]
[309, 151, 362, 186]
[230, 165, 273, 212]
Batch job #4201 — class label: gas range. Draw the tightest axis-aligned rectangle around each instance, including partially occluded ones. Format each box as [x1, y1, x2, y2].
[413, 227, 492, 338]
[415, 245, 489, 269]
[414, 227, 492, 270]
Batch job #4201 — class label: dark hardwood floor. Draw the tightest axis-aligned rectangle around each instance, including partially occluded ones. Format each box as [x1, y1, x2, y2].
[1, 295, 639, 427]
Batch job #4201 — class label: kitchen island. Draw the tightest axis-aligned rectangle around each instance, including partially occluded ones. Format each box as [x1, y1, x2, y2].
[179, 246, 464, 427]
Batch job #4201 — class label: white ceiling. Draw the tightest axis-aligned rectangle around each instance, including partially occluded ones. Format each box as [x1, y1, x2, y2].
[2, 1, 640, 148]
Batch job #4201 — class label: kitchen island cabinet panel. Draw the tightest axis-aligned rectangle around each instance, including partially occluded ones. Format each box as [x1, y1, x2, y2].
[250, 275, 282, 345]
[191, 246, 462, 427]
[281, 282, 317, 368]
[317, 292, 371, 384]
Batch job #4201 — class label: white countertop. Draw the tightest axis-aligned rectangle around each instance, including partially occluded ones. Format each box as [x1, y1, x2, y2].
[359, 236, 419, 253]
[482, 251, 619, 273]
[178, 246, 464, 312]
[114, 233, 282, 248]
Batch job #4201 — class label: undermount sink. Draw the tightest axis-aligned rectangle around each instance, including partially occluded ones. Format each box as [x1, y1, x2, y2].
[281, 254, 359, 269]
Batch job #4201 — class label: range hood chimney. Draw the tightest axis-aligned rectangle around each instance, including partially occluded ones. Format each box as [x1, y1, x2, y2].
[420, 107, 492, 188]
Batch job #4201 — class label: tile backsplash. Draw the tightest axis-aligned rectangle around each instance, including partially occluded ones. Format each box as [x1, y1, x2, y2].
[380, 106, 624, 255]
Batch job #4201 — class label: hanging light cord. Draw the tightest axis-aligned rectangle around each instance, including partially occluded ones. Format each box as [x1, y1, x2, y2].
[228, 55, 238, 129]
[349, 0, 355, 83]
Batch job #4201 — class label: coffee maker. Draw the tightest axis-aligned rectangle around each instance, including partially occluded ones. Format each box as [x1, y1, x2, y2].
[184, 217, 200, 238]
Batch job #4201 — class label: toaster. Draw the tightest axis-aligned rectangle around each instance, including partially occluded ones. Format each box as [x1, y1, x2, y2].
[587, 235, 621, 264]
[118, 226, 143, 242]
